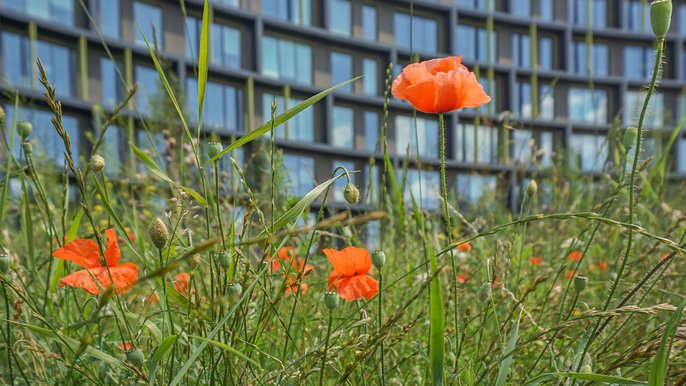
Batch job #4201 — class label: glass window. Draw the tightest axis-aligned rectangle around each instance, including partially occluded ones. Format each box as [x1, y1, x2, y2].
[283, 154, 315, 197]
[540, 84, 555, 120]
[572, 41, 608, 76]
[456, 0, 489, 11]
[404, 169, 440, 210]
[365, 220, 380, 249]
[625, 0, 650, 32]
[187, 78, 242, 133]
[328, 0, 351, 36]
[623, 46, 651, 80]
[364, 165, 379, 205]
[137, 130, 166, 171]
[455, 123, 498, 164]
[100, 125, 125, 176]
[262, 93, 314, 142]
[538, 36, 553, 70]
[362, 58, 377, 96]
[331, 106, 354, 148]
[572, 0, 606, 28]
[101, 58, 123, 107]
[456, 173, 497, 206]
[0, 0, 74, 26]
[457, 25, 496, 64]
[539, 0, 553, 20]
[186, 17, 241, 68]
[512, 33, 531, 68]
[331, 52, 353, 92]
[478, 76, 497, 114]
[394, 116, 438, 158]
[134, 65, 160, 115]
[36, 40, 75, 97]
[262, 0, 311, 26]
[677, 137, 686, 173]
[509, 0, 530, 17]
[680, 5, 686, 35]
[570, 133, 608, 172]
[209, 0, 240, 7]
[5, 106, 80, 167]
[363, 111, 378, 152]
[1, 32, 31, 90]
[332, 160, 355, 202]
[515, 81, 532, 118]
[134, 1, 163, 47]
[95, 0, 120, 38]
[512, 129, 533, 165]
[394, 13, 438, 53]
[361, 5, 377, 41]
[624, 91, 664, 129]
[568, 87, 608, 123]
[261, 36, 312, 85]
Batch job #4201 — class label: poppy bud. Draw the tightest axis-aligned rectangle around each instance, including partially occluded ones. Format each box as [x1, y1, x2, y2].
[477, 282, 492, 303]
[17, 121, 32, 139]
[218, 250, 231, 269]
[343, 183, 360, 204]
[226, 282, 242, 302]
[324, 291, 339, 310]
[22, 140, 32, 156]
[89, 154, 106, 172]
[149, 217, 169, 250]
[624, 127, 638, 150]
[526, 179, 538, 198]
[207, 141, 223, 159]
[0, 251, 8, 273]
[371, 250, 386, 270]
[126, 348, 146, 368]
[651, 0, 672, 39]
[574, 274, 588, 293]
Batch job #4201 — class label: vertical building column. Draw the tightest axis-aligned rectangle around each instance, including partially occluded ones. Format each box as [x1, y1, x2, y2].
[79, 37, 89, 100]
[28, 21, 37, 89]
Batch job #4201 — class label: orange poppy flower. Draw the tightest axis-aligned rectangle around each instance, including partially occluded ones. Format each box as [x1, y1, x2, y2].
[52, 229, 138, 295]
[324, 246, 379, 301]
[118, 342, 133, 351]
[285, 277, 309, 295]
[391, 56, 491, 114]
[174, 273, 190, 296]
[457, 242, 472, 252]
[271, 246, 297, 272]
[598, 262, 607, 272]
[568, 251, 583, 261]
[457, 273, 468, 284]
[529, 256, 542, 265]
[564, 270, 574, 279]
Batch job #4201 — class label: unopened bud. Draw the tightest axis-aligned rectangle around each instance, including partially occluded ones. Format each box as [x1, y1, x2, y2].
[89, 154, 106, 172]
[343, 183, 360, 204]
[218, 250, 231, 269]
[477, 282, 492, 303]
[371, 250, 386, 270]
[324, 291, 339, 310]
[126, 348, 146, 368]
[207, 141, 223, 159]
[651, 0, 672, 39]
[526, 179, 538, 197]
[17, 121, 32, 138]
[574, 274, 588, 293]
[226, 282, 242, 302]
[0, 252, 8, 273]
[624, 127, 638, 150]
[149, 217, 169, 249]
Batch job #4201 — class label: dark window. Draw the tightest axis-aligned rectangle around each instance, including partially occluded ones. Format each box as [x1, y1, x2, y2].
[394, 13, 437, 53]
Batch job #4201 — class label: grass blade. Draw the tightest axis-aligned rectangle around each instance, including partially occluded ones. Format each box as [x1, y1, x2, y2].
[197, 0, 210, 128]
[558, 372, 647, 385]
[495, 310, 522, 386]
[148, 335, 178, 386]
[188, 335, 261, 368]
[648, 298, 686, 385]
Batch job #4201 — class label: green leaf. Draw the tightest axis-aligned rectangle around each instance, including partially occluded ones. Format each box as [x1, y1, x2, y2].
[495, 311, 522, 386]
[648, 298, 686, 385]
[204, 76, 362, 166]
[188, 335, 260, 368]
[197, 0, 210, 127]
[130, 142, 207, 207]
[148, 335, 178, 386]
[558, 372, 647, 385]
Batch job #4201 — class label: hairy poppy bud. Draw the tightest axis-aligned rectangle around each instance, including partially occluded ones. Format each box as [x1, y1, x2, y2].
[207, 141, 223, 159]
[218, 250, 231, 270]
[624, 127, 638, 150]
[651, 0, 672, 39]
[226, 282, 242, 302]
[574, 274, 588, 293]
[477, 282, 492, 303]
[526, 179, 538, 198]
[324, 291, 339, 310]
[126, 348, 146, 368]
[0, 252, 8, 273]
[371, 250, 386, 270]
[343, 183, 360, 204]
[22, 140, 32, 156]
[89, 154, 106, 172]
[17, 121, 32, 139]
[149, 217, 169, 249]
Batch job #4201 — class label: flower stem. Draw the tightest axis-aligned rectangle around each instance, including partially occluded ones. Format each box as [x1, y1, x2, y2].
[318, 311, 333, 386]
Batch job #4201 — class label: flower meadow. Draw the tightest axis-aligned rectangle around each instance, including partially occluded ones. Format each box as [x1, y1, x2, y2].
[1, 1, 686, 385]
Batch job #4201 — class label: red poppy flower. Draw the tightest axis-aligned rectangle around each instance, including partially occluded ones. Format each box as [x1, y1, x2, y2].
[457, 242, 472, 252]
[324, 246, 379, 301]
[568, 251, 583, 261]
[457, 273, 468, 284]
[285, 277, 309, 295]
[529, 256, 542, 265]
[660, 253, 670, 261]
[271, 246, 297, 272]
[118, 342, 133, 351]
[598, 262, 607, 272]
[174, 273, 190, 296]
[52, 229, 138, 295]
[391, 56, 491, 114]
[564, 271, 574, 279]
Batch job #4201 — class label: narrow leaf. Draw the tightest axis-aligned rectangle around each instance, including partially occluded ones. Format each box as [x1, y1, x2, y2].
[197, 0, 210, 126]
[648, 298, 686, 385]
[188, 335, 261, 368]
[495, 311, 522, 386]
[149, 335, 178, 386]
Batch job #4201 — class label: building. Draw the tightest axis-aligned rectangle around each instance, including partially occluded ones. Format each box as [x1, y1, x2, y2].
[1, 0, 686, 216]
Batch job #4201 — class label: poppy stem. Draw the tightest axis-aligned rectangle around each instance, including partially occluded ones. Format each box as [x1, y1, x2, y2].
[318, 311, 333, 386]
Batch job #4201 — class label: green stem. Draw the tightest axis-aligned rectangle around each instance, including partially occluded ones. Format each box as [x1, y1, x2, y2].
[214, 161, 226, 250]
[318, 312, 333, 386]
[378, 271, 385, 386]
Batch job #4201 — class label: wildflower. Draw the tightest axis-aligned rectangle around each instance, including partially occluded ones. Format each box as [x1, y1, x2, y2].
[324, 291, 340, 310]
[568, 251, 583, 261]
[324, 246, 379, 301]
[174, 272, 190, 296]
[52, 229, 138, 295]
[564, 271, 575, 279]
[457, 273, 468, 284]
[285, 277, 309, 295]
[598, 261, 608, 272]
[270, 246, 297, 272]
[118, 342, 133, 351]
[457, 242, 472, 252]
[391, 56, 491, 113]
[529, 256, 541, 265]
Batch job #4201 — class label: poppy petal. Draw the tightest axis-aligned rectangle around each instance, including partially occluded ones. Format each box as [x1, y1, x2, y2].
[336, 275, 379, 301]
[60, 263, 138, 295]
[52, 238, 101, 269]
[454, 70, 492, 109]
[104, 229, 121, 266]
[324, 247, 372, 277]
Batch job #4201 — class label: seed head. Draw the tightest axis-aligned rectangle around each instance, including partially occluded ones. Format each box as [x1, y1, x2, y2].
[207, 141, 224, 159]
[651, 0, 672, 39]
[574, 274, 588, 293]
[149, 217, 169, 250]
[126, 348, 146, 368]
[343, 183, 360, 204]
[218, 250, 231, 269]
[89, 154, 106, 172]
[0, 251, 9, 273]
[17, 121, 32, 139]
[526, 179, 538, 198]
[226, 282, 242, 302]
[477, 282, 492, 303]
[324, 291, 340, 310]
[371, 250, 386, 270]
